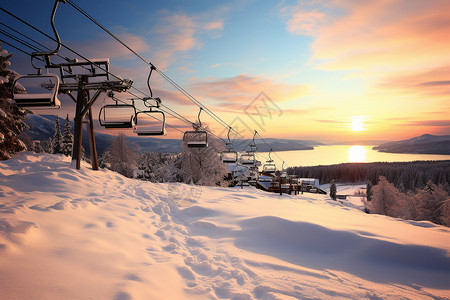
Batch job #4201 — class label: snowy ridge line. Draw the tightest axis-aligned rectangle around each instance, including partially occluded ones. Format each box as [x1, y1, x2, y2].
[0, 152, 449, 299]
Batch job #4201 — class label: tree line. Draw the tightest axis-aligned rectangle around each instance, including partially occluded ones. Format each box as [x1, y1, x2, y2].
[287, 161, 450, 193]
[365, 177, 450, 227]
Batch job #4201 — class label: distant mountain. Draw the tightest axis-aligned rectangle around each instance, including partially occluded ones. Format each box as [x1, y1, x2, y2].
[22, 114, 182, 155]
[373, 134, 450, 155]
[23, 114, 321, 155]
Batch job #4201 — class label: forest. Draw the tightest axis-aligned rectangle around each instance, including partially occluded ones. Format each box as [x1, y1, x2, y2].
[287, 160, 450, 193]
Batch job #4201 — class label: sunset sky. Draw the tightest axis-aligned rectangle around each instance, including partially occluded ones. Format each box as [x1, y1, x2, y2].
[2, 0, 450, 144]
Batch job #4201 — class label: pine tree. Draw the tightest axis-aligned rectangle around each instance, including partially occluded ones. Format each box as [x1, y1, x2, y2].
[366, 179, 373, 201]
[32, 140, 44, 153]
[62, 114, 73, 156]
[0, 42, 28, 160]
[42, 137, 53, 154]
[330, 179, 337, 200]
[52, 116, 63, 154]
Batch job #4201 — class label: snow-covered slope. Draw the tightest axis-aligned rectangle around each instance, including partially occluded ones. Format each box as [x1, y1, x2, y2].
[0, 153, 449, 299]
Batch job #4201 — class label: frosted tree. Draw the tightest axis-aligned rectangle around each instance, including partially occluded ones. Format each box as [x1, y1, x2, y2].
[0, 42, 28, 160]
[440, 199, 450, 227]
[32, 140, 44, 153]
[365, 176, 405, 217]
[42, 137, 53, 154]
[102, 133, 138, 178]
[52, 116, 63, 154]
[179, 127, 229, 186]
[62, 114, 73, 156]
[329, 180, 337, 200]
[415, 182, 449, 224]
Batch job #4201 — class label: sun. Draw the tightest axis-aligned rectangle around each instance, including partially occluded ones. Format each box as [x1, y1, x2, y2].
[348, 145, 366, 162]
[351, 116, 365, 131]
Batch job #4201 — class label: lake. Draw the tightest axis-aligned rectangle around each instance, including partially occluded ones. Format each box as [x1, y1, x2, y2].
[256, 145, 450, 168]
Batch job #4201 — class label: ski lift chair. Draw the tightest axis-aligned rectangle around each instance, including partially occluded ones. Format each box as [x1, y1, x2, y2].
[183, 107, 208, 148]
[220, 128, 238, 163]
[98, 102, 136, 129]
[183, 130, 208, 148]
[12, 74, 61, 109]
[133, 110, 166, 136]
[221, 151, 238, 163]
[263, 161, 277, 173]
[240, 152, 256, 165]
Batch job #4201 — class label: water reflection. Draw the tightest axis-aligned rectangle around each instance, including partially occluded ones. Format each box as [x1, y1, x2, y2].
[348, 145, 366, 162]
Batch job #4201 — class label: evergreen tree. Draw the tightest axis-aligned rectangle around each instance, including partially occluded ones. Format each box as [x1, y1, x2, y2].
[330, 179, 337, 200]
[62, 114, 73, 156]
[0, 42, 28, 160]
[32, 140, 44, 153]
[42, 137, 53, 154]
[366, 179, 373, 201]
[52, 116, 63, 154]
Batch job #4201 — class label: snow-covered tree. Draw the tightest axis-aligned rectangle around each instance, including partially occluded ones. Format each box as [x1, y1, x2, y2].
[42, 137, 53, 154]
[0, 42, 28, 160]
[415, 182, 449, 224]
[179, 127, 229, 186]
[32, 140, 44, 153]
[52, 116, 63, 154]
[62, 114, 73, 156]
[137, 152, 181, 183]
[102, 133, 138, 178]
[329, 180, 337, 200]
[365, 176, 404, 217]
[366, 179, 373, 201]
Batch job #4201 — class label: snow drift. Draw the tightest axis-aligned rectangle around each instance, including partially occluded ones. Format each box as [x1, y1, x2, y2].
[0, 153, 449, 299]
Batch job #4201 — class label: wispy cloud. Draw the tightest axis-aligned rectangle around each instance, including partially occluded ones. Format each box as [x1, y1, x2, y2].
[191, 73, 309, 111]
[281, 0, 450, 71]
[149, 11, 225, 69]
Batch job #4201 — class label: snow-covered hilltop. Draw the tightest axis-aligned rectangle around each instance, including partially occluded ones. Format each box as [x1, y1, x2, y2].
[0, 153, 449, 299]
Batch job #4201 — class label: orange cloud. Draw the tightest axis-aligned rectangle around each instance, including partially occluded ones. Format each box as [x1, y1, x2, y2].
[283, 0, 450, 71]
[191, 73, 309, 112]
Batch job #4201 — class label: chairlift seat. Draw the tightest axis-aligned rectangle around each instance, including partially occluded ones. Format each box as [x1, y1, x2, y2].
[263, 163, 277, 173]
[240, 153, 256, 165]
[133, 111, 166, 136]
[183, 130, 208, 148]
[12, 74, 61, 109]
[99, 103, 136, 129]
[221, 151, 238, 163]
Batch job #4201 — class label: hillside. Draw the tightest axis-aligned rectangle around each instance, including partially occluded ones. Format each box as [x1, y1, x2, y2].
[1, 153, 449, 299]
[373, 134, 450, 155]
[22, 114, 319, 154]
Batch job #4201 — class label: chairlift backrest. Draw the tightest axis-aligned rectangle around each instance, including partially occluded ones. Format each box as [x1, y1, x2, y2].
[12, 74, 61, 109]
[133, 111, 166, 136]
[240, 152, 256, 165]
[263, 159, 276, 173]
[98, 102, 136, 129]
[263, 163, 277, 173]
[183, 130, 208, 148]
[221, 151, 238, 163]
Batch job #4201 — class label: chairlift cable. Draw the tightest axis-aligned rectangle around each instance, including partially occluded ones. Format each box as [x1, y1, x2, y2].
[0, 29, 42, 52]
[0, 21, 52, 52]
[0, 5, 247, 146]
[62, 1, 244, 139]
[0, 39, 44, 61]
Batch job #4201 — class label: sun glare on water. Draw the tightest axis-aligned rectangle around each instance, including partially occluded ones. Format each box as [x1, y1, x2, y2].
[351, 116, 365, 131]
[348, 145, 366, 162]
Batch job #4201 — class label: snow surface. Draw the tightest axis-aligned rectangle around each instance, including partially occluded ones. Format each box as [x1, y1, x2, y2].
[0, 153, 449, 300]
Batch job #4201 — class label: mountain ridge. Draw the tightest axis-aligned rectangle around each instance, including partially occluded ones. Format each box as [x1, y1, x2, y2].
[373, 134, 450, 155]
[22, 114, 321, 154]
